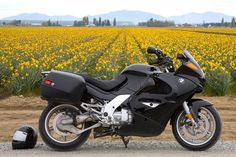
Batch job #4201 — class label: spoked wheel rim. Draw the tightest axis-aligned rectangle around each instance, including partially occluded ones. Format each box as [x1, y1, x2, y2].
[44, 104, 84, 144]
[176, 107, 216, 146]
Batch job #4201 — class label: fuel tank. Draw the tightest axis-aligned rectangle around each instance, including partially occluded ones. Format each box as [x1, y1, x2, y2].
[84, 64, 161, 101]
[121, 64, 161, 76]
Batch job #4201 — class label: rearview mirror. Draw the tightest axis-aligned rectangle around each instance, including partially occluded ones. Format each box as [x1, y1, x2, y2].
[177, 54, 186, 59]
[147, 46, 157, 54]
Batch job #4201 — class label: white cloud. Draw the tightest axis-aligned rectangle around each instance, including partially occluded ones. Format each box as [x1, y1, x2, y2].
[0, 0, 235, 19]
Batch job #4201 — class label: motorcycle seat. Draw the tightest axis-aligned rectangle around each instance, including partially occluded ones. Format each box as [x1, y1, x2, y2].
[80, 74, 127, 91]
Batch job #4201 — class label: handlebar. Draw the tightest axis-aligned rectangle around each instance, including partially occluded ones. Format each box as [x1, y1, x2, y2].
[147, 46, 175, 72]
[147, 46, 165, 59]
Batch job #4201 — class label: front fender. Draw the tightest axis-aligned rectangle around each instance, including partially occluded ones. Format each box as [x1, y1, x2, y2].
[188, 99, 213, 122]
[170, 99, 213, 125]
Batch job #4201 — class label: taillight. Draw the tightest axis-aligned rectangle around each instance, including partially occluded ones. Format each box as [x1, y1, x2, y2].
[44, 80, 54, 86]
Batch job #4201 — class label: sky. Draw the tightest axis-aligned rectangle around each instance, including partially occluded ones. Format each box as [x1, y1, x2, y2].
[0, 0, 235, 19]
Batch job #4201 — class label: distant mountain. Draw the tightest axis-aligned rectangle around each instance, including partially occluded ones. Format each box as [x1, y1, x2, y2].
[1, 11, 234, 24]
[169, 12, 233, 24]
[88, 10, 166, 24]
[2, 13, 79, 21]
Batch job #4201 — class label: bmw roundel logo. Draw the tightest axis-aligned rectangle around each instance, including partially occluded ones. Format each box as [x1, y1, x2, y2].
[178, 78, 185, 84]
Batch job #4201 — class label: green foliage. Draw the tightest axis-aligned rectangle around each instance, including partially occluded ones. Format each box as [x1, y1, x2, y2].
[229, 81, 236, 95]
[0, 62, 13, 88]
[8, 67, 42, 95]
[206, 68, 232, 96]
[230, 68, 236, 81]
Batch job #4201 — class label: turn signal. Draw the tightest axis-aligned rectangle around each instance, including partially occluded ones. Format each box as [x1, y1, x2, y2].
[186, 113, 193, 120]
[186, 63, 198, 71]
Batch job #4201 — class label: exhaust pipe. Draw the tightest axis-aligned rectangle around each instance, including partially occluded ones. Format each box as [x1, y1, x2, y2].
[75, 122, 101, 135]
[58, 114, 101, 135]
[61, 114, 94, 125]
[58, 122, 102, 135]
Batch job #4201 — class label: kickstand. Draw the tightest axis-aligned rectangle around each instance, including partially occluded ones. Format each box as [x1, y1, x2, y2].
[121, 136, 130, 148]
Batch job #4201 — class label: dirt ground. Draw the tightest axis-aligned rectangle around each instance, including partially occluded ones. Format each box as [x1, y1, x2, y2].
[0, 96, 235, 142]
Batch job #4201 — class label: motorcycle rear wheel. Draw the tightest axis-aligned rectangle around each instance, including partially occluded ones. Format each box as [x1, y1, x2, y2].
[39, 103, 91, 150]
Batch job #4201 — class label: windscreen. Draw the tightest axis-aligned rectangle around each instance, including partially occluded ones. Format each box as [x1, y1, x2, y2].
[183, 50, 205, 78]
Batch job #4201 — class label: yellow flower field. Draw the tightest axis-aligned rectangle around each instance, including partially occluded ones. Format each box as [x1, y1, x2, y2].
[0, 27, 235, 95]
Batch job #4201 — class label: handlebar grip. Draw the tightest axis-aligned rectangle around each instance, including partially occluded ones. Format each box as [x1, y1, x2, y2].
[156, 49, 164, 59]
[147, 46, 165, 59]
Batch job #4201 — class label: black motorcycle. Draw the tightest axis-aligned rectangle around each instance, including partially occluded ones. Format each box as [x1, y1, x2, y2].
[39, 46, 221, 151]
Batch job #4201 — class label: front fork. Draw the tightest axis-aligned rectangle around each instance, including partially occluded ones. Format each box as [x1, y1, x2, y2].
[183, 101, 198, 127]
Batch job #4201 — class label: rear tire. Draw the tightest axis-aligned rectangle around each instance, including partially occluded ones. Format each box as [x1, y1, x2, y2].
[172, 106, 221, 151]
[39, 104, 91, 150]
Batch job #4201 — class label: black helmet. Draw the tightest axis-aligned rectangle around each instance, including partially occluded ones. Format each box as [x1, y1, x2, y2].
[12, 125, 38, 149]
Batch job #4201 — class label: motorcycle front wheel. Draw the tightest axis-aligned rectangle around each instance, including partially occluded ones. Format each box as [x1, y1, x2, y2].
[172, 106, 222, 151]
[39, 103, 91, 150]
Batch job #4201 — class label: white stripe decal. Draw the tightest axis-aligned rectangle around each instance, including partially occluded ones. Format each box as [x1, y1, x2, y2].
[13, 131, 27, 142]
[103, 95, 130, 118]
[142, 102, 160, 108]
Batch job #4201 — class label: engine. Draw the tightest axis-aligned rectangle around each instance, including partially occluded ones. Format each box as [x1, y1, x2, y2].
[80, 100, 133, 126]
[112, 108, 132, 125]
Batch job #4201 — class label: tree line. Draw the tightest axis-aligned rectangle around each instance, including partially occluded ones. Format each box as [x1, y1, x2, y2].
[138, 18, 175, 27]
[202, 17, 236, 27]
[73, 16, 117, 27]
[42, 20, 60, 26]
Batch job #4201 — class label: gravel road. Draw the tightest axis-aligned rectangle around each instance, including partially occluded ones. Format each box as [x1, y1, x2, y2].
[0, 140, 236, 157]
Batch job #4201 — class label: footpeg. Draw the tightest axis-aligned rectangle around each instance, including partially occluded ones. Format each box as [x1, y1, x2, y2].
[121, 136, 130, 148]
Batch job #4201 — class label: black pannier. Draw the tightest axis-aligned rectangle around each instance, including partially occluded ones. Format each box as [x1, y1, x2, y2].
[41, 70, 86, 103]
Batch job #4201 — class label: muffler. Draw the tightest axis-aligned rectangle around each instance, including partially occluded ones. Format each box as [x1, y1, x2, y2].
[58, 114, 101, 135]
[75, 122, 102, 135]
[61, 114, 94, 125]
[57, 122, 102, 135]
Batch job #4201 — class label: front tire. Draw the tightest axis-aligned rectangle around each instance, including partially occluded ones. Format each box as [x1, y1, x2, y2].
[172, 106, 221, 151]
[39, 104, 91, 150]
